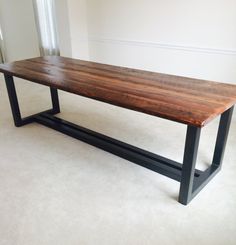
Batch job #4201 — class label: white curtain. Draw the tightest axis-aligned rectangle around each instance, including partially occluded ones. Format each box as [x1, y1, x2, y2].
[33, 0, 60, 56]
[0, 24, 5, 63]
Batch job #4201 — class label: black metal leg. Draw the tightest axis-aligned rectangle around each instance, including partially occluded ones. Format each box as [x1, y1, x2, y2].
[50, 87, 60, 114]
[179, 126, 201, 205]
[4, 74, 23, 127]
[4, 74, 60, 127]
[178, 106, 234, 205]
[212, 107, 234, 168]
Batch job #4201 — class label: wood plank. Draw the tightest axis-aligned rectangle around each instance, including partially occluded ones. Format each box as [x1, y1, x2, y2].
[0, 56, 236, 127]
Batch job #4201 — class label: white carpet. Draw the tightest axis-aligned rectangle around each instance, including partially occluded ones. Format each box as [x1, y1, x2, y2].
[0, 78, 236, 245]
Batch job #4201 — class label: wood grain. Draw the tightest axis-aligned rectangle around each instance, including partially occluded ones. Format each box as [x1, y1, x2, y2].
[0, 56, 236, 127]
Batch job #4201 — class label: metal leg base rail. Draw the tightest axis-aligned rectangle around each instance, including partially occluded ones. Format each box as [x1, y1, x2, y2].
[34, 112, 202, 183]
[4, 74, 234, 205]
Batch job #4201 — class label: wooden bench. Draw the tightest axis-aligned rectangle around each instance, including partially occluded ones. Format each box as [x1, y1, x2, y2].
[1, 56, 236, 205]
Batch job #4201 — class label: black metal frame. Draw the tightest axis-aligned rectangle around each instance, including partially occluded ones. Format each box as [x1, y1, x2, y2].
[4, 74, 234, 205]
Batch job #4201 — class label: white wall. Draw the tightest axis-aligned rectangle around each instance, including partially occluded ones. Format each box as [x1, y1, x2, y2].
[55, 0, 72, 57]
[82, 0, 236, 84]
[0, 0, 235, 84]
[0, 0, 39, 61]
[66, 0, 90, 60]
[2, 0, 235, 84]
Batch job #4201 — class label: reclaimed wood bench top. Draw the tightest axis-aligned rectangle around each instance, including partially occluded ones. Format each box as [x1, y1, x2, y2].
[0, 56, 236, 127]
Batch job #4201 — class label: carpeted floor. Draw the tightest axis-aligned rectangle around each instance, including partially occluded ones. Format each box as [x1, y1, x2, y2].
[0, 78, 236, 245]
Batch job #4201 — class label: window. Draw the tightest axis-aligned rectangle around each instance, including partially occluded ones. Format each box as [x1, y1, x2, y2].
[0, 24, 5, 63]
[33, 0, 60, 56]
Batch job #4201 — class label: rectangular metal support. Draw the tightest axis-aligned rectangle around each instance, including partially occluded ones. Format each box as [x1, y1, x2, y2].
[34, 113, 201, 182]
[179, 126, 201, 205]
[179, 106, 234, 205]
[192, 165, 219, 197]
[212, 107, 234, 168]
[50, 87, 60, 114]
[4, 74, 23, 127]
[4, 75, 60, 126]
